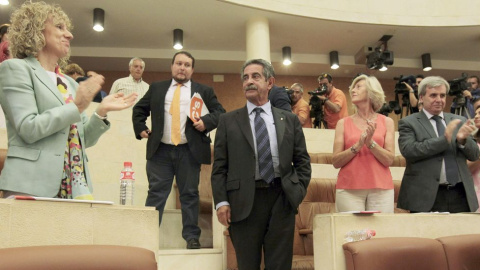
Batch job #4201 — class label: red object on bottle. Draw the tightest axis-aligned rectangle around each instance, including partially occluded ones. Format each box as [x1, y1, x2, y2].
[120, 162, 135, 205]
[120, 162, 135, 180]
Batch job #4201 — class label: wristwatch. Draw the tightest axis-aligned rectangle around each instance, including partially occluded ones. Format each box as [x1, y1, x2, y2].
[368, 141, 377, 149]
[410, 90, 414, 93]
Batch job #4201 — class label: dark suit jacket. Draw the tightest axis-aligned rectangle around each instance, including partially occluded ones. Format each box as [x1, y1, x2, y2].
[211, 105, 311, 222]
[269, 85, 292, 112]
[132, 79, 225, 164]
[397, 111, 479, 212]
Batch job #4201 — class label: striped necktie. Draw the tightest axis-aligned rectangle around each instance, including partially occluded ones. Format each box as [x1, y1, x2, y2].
[254, 107, 275, 184]
[432, 115, 459, 185]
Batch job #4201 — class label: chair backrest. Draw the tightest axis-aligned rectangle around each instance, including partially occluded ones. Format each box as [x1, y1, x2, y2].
[437, 234, 480, 270]
[294, 178, 336, 256]
[343, 237, 449, 270]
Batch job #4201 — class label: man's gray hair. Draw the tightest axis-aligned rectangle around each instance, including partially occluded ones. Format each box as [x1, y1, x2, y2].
[129, 57, 145, 69]
[290, 83, 304, 93]
[418, 76, 450, 97]
[241, 59, 275, 81]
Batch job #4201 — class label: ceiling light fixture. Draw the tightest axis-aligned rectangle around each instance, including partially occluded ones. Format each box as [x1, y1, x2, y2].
[173, 29, 183, 50]
[282, 46, 292, 65]
[93, 8, 105, 32]
[330, 51, 339, 69]
[0, 0, 9, 6]
[422, 53, 432, 71]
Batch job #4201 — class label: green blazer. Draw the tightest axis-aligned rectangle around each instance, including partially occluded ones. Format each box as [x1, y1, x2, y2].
[0, 56, 109, 197]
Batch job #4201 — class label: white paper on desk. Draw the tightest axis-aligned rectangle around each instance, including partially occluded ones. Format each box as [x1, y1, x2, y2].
[341, 210, 381, 214]
[186, 92, 209, 122]
[7, 195, 114, 205]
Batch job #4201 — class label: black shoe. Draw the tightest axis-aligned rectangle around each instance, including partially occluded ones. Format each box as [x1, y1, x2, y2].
[186, 238, 201, 249]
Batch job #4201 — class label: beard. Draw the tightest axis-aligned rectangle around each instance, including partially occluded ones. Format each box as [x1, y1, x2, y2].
[173, 74, 190, 84]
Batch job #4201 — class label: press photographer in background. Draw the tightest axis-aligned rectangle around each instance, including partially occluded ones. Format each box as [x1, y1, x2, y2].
[289, 83, 312, 128]
[450, 75, 480, 118]
[315, 73, 348, 129]
[307, 84, 327, 129]
[405, 74, 424, 113]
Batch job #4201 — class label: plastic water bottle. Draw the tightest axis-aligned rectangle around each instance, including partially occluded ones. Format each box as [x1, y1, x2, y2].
[119, 162, 135, 205]
[344, 229, 376, 243]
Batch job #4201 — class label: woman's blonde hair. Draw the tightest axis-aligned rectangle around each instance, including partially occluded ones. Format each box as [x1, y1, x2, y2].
[349, 74, 386, 112]
[8, 1, 72, 67]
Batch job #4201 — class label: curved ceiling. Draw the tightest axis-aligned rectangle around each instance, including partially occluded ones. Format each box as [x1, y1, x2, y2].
[0, 0, 479, 80]
[225, 0, 480, 26]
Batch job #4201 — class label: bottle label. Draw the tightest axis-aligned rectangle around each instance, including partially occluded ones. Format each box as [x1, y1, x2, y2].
[120, 171, 135, 180]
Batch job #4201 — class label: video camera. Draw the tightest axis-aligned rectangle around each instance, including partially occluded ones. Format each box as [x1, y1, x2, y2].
[377, 101, 401, 116]
[393, 75, 416, 95]
[308, 84, 328, 128]
[448, 73, 471, 97]
[308, 84, 328, 96]
[285, 88, 294, 101]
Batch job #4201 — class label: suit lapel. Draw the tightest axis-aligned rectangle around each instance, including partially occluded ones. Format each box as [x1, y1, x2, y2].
[417, 111, 437, 138]
[235, 106, 255, 151]
[272, 107, 285, 146]
[190, 80, 196, 97]
[444, 113, 454, 125]
[25, 56, 64, 104]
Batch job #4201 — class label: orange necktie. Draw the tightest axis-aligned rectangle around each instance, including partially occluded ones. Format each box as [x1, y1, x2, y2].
[170, 83, 182, 145]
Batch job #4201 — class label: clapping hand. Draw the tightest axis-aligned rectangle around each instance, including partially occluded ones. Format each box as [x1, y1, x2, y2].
[74, 74, 105, 113]
[96, 92, 138, 116]
[456, 119, 476, 145]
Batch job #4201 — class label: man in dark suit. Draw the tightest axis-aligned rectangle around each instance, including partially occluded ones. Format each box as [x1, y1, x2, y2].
[211, 59, 311, 269]
[132, 51, 225, 249]
[398, 76, 479, 213]
[269, 84, 291, 112]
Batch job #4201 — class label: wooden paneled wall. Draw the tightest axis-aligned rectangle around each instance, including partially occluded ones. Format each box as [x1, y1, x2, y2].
[98, 70, 454, 130]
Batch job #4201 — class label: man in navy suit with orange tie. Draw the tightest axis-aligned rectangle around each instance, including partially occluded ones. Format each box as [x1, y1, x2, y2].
[133, 51, 225, 249]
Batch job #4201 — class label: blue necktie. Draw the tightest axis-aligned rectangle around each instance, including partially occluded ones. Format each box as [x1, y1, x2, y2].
[254, 108, 275, 184]
[432, 115, 459, 185]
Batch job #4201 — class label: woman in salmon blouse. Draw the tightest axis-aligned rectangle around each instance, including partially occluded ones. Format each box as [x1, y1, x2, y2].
[332, 74, 395, 213]
[467, 99, 480, 211]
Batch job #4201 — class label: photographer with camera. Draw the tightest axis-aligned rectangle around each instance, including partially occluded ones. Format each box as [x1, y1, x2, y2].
[450, 75, 480, 118]
[316, 73, 348, 129]
[289, 83, 312, 128]
[405, 74, 424, 113]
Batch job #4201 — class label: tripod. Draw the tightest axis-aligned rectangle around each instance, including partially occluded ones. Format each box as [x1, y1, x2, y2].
[452, 95, 471, 119]
[396, 93, 411, 119]
[310, 96, 328, 129]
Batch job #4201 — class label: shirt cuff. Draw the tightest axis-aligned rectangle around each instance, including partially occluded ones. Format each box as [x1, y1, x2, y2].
[215, 201, 230, 210]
